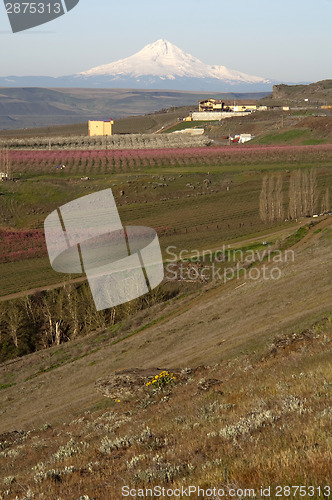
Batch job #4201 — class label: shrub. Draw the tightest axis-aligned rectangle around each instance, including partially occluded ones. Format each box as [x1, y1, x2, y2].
[146, 370, 176, 390]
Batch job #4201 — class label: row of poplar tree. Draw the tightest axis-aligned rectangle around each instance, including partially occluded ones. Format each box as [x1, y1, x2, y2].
[259, 168, 330, 223]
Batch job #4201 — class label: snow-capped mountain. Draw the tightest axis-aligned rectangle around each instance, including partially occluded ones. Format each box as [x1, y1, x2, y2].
[80, 39, 267, 83]
[0, 39, 273, 91]
[77, 39, 270, 90]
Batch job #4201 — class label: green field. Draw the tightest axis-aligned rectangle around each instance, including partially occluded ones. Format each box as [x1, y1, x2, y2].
[251, 128, 326, 145]
[162, 119, 219, 133]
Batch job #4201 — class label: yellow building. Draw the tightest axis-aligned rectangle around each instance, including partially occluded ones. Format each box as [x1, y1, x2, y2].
[88, 119, 114, 136]
[199, 99, 225, 112]
[199, 99, 258, 113]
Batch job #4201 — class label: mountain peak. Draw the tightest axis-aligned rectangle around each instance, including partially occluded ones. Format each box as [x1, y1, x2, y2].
[79, 39, 270, 86]
[143, 39, 180, 55]
[136, 38, 187, 63]
[149, 39, 171, 50]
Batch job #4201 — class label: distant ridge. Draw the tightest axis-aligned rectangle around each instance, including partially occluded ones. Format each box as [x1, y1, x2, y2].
[0, 88, 270, 130]
[271, 80, 332, 104]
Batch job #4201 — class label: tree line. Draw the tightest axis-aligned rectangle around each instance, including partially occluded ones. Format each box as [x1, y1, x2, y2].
[0, 282, 178, 363]
[259, 168, 330, 223]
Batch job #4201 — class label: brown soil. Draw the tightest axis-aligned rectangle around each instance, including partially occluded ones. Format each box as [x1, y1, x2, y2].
[295, 116, 332, 134]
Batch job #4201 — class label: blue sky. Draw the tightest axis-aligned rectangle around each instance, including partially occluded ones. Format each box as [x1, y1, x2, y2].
[1, 0, 332, 82]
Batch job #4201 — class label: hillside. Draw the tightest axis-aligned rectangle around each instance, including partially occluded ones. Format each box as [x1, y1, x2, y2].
[205, 110, 332, 146]
[2, 93, 331, 147]
[0, 88, 269, 130]
[0, 219, 331, 498]
[0, 106, 195, 138]
[260, 79, 332, 106]
[0, 138, 331, 497]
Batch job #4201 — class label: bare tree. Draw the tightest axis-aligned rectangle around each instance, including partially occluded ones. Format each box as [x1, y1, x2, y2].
[64, 284, 80, 339]
[309, 168, 318, 215]
[268, 176, 276, 222]
[41, 289, 66, 347]
[81, 285, 107, 331]
[259, 175, 269, 223]
[260, 175, 284, 223]
[321, 187, 330, 214]
[288, 168, 319, 218]
[23, 295, 38, 326]
[301, 170, 309, 216]
[288, 171, 295, 220]
[0, 306, 7, 344]
[275, 176, 284, 221]
[289, 170, 302, 219]
[6, 302, 23, 348]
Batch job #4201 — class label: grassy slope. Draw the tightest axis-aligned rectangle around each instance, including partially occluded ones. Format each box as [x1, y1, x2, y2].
[161, 119, 219, 133]
[206, 111, 332, 146]
[0, 222, 331, 498]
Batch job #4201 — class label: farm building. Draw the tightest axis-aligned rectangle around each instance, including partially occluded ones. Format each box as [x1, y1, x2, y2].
[198, 99, 260, 113]
[199, 99, 230, 112]
[231, 134, 254, 143]
[231, 105, 257, 112]
[88, 119, 114, 136]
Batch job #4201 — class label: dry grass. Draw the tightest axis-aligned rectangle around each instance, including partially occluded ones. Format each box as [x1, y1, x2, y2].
[0, 322, 331, 499]
[0, 227, 332, 499]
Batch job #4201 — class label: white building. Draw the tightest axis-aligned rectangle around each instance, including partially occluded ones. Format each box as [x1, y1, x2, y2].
[232, 134, 254, 143]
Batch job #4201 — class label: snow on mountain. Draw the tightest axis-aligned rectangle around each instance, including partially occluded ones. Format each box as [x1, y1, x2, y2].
[79, 39, 269, 85]
[0, 39, 273, 91]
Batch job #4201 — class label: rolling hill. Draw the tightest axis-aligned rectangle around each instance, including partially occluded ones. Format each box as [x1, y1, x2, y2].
[0, 87, 269, 130]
